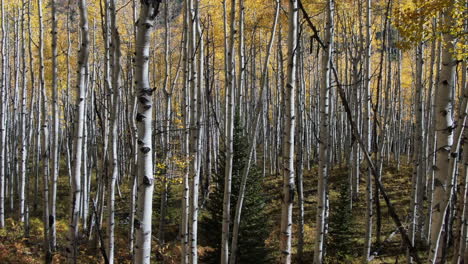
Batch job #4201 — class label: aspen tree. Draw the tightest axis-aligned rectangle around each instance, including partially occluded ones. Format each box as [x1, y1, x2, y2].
[428, 2, 456, 262]
[314, 1, 334, 263]
[129, 0, 138, 254]
[133, 1, 161, 263]
[49, 0, 59, 252]
[37, 0, 51, 260]
[0, 0, 5, 229]
[221, 0, 236, 262]
[68, 0, 89, 261]
[280, 0, 298, 263]
[181, 0, 190, 261]
[188, 1, 203, 262]
[107, 0, 121, 262]
[19, 0, 26, 224]
[363, 0, 373, 260]
[158, 0, 171, 245]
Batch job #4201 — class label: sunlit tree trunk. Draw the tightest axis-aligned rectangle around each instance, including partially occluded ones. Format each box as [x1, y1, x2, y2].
[428, 3, 456, 263]
[133, 1, 161, 263]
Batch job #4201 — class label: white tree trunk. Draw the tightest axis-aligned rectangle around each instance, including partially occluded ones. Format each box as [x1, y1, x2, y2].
[0, 0, 5, 230]
[133, 1, 161, 263]
[67, 0, 89, 261]
[314, 1, 334, 263]
[188, 1, 203, 262]
[181, 1, 190, 261]
[49, 0, 59, 252]
[221, 0, 235, 262]
[38, 0, 51, 260]
[428, 3, 456, 263]
[363, 0, 373, 261]
[19, 1, 27, 224]
[280, 0, 298, 263]
[107, 0, 120, 262]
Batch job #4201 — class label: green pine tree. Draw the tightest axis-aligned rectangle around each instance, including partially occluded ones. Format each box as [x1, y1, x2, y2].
[200, 118, 271, 264]
[326, 182, 354, 262]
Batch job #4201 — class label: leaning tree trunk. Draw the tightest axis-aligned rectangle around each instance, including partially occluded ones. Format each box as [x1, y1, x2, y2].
[279, 0, 298, 263]
[133, 1, 161, 263]
[67, 0, 89, 262]
[228, 1, 280, 263]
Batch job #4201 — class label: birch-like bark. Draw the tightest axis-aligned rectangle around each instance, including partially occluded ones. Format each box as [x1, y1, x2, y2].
[314, 1, 334, 263]
[363, 0, 373, 260]
[158, 0, 171, 245]
[67, 0, 89, 262]
[49, 0, 59, 252]
[221, 0, 235, 262]
[409, 40, 424, 264]
[237, 0, 245, 124]
[19, 0, 27, 224]
[280, 0, 298, 263]
[133, 1, 161, 263]
[107, 0, 120, 262]
[188, 1, 203, 262]
[181, 1, 190, 261]
[129, 0, 137, 254]
[428, 3, 456, 263]
[0, 0, 5, 229]
[38, 0, 51, 260]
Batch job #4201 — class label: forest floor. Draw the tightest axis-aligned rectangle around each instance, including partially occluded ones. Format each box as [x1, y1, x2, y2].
[0, 161, 429, 263]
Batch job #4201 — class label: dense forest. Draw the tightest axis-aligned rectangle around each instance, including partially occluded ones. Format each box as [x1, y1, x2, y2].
[0, 0, 467, 263]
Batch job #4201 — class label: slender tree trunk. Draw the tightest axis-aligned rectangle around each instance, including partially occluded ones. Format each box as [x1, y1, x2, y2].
[363, 0, 373, 260]
[38, 0, 51, 260]
[280, 0, 298, 263]
[181, 2, 190, 261]
[19, 0, 27, 224]
[133, 1, 161, 263]
[67, 0, 89, 262]
[229, 1, 279, 262]
[0, 0, 5, 229]
[107, 0, 121, 262]
[314, 1, 334, 263]
[49, 0, 59, 252]
[221, 0, 235, 262]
